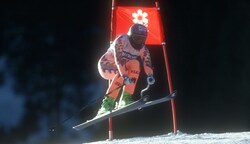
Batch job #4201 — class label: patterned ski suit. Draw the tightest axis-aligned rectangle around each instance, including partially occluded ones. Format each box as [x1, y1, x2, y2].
[98, 34, 153, 99]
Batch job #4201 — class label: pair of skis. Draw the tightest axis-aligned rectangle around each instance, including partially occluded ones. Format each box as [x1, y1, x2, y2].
[73, 84, 177, 131]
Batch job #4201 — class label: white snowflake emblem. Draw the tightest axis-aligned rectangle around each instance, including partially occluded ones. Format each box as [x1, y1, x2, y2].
[132, 9, 148, 27]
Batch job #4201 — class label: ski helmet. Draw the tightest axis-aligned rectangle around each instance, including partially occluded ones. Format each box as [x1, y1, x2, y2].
[127, 24, 148, 47]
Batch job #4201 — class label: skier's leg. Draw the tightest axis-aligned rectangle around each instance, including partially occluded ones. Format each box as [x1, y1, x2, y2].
[119, 59, 140, 107]
[125, 60, 141, 94]
[97, 53, 122, 115]
[97, 74, 123, 115]
[106, 73, 123, 99]
[97, 52, 118, 80]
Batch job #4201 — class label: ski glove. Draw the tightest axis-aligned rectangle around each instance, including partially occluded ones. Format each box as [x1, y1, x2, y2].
[147, 75, 155, 85]
[123, 75, 132, 85]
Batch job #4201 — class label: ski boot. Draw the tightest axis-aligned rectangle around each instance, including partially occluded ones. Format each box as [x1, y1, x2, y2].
[118, 91, 133, 109]
[96, 96, 116, 116]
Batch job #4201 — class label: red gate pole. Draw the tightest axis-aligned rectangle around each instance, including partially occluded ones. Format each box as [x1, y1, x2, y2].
[108, 0, 116, 140]
[155, 1, 177, 134]
[110, 0, 116, 43]
[162, 42, 177, 134]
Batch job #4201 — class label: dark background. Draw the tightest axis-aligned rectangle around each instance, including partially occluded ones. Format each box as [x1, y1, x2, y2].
[1, 0, 250, 143]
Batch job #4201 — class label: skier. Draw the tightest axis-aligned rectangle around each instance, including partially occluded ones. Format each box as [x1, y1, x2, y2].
[97, 24, 155, 116]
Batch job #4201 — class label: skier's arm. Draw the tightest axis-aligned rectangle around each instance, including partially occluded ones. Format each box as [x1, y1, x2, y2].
[140, 46, 155, 85]
[140, 46, 154, 76]
[113, 35, 128, 77]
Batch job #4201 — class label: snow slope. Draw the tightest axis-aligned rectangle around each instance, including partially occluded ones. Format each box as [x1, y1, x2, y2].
[84, 131, 250, 144]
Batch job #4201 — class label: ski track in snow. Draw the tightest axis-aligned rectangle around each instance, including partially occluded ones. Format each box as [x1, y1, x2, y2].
[84, 131, 250, 144]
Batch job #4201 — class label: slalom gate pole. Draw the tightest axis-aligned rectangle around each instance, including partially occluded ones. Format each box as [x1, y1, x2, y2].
[109, 0, 117, 140]
[155, 1, 177, 134]
[162, 41, 177, 134]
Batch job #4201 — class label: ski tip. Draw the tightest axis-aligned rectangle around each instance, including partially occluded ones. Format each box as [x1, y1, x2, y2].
[72, 126, 82, 131]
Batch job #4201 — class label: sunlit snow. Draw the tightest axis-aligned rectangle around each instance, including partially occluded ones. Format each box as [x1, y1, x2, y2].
[84, 131, 250, 144]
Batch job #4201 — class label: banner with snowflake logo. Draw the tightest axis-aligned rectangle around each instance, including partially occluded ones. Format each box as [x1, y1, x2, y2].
[115, 6, 164, 45]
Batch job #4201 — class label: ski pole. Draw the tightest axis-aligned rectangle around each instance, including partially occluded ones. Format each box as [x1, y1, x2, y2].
[49, 84, 125, 132]
[140, 84, 150, 101]
[76, 83, 125, 113]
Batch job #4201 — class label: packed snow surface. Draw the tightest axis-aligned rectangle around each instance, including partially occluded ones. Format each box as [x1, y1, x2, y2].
[84, 131, 250, 144]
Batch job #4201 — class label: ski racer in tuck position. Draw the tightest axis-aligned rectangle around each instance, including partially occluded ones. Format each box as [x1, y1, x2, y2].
[97, 24, 155, 116]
